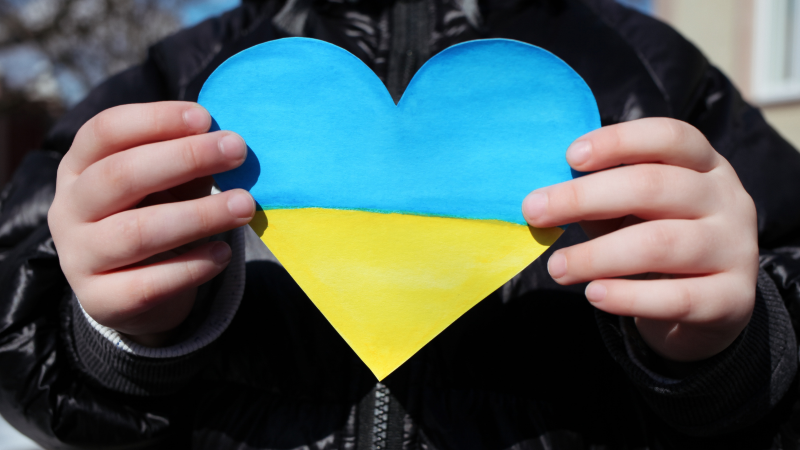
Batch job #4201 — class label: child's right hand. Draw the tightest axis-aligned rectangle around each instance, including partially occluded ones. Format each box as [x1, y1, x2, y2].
[48, 102, 254, 346]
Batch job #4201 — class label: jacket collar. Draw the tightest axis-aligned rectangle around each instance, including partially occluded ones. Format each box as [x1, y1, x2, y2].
[272, 0, 483, 36]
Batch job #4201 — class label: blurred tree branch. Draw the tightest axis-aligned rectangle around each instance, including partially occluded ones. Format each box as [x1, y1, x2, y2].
[0, 0, 186, 101]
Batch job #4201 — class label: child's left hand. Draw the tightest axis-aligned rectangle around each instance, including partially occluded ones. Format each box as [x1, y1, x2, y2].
[522, 118, 759, 363]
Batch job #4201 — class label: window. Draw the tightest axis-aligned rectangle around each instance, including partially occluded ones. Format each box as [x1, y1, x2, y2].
[752, 0, 800, 103]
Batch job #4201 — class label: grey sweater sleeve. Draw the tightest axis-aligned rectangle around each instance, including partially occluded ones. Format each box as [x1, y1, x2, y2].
[596, 268, 797, 436]
[65, 226, 246, 396]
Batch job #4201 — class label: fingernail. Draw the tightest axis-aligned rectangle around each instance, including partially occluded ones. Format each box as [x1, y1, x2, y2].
[211, 242, 232, 264]
[586, 283, 607, 303]
[183, 107, 210, 131]
[522, 192, 548, 221]
[227, 192, 254, 218]
[566, 140, 592, 166]
[548, 253, 567, 279]
[219, 134, 246, 160]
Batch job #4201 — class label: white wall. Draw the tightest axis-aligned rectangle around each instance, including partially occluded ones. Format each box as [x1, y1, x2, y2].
[656, 0, 800, 149]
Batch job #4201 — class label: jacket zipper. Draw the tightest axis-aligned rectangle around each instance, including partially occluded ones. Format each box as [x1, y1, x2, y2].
[367, 1, 430, 449]
[372, 383, 391, 449]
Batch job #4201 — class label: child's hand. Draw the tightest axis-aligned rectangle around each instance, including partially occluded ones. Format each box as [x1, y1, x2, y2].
[522, 118, 758, 362]
[48, 102, 254, 346]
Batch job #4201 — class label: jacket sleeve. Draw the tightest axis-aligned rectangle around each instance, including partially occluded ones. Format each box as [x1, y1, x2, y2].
[0, 56, 238, 448]
[596, 62, 800, 437]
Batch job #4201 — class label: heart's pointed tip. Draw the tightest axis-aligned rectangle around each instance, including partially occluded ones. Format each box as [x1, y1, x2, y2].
[371, 369, 390, 382]
[363, 353, 413, 382]
[256, 208, 563, 378]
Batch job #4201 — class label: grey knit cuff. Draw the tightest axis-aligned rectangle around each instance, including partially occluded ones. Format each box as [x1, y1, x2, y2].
[67, 226, 246, 395]
[596, 268, 798, 436]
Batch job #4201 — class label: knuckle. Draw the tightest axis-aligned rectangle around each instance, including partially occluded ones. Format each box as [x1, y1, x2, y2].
[90, 109, 117, 147]
[661, 119, 718, 169]
[59, 252, 80, 277]
[99, 156, 134, 195]
[147, 103, 167, 136]
[48, 208, 71, 253]
[193, 201, 215, 235]
[558, 181, 586, 215]
[643, 223, 677, 264]
[599, 124, 624, 160]
[661, 118, 689, 146]
[47, 203, 60, 231]
[743, 236, 760, 264]
[630, 165, 667, 201]
[111, 273, 158, 319]
[132, 270, 172, 313]
[109, 214, 146, 261]
[70, 127, 92, 160]
[72, 121, 91, 145]
[57, 248, 79, 278]
[178, 138, 203, 173]
[729, 223, 760, 271]
[56, 159, 73, 181]
[737, 189, 758, 221]
[183, 260, 203, 286]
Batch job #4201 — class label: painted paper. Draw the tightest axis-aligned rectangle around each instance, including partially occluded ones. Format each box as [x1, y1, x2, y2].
[199, 37, 600, 380]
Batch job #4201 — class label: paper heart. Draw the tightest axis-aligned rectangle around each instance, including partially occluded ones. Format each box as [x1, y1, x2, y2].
[199, 38, 600, 379]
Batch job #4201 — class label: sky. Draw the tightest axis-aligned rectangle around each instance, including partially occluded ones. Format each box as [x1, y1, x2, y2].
[180, 0, 241, 26]
[615, 0, 654, 14]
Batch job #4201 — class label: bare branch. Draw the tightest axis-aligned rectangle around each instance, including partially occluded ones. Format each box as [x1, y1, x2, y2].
[0, 0, 187, 103]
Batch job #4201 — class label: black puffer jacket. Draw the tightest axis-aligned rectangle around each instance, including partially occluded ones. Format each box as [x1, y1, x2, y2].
[3, 0, 800, 448]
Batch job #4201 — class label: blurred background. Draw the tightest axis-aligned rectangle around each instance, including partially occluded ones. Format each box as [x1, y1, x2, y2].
[0, 0, 238, 188]
[621, 0, 800, 149]
[0, 0, 799, 447]
[0, 2, 238, 448]
[1, 0, 800, 187]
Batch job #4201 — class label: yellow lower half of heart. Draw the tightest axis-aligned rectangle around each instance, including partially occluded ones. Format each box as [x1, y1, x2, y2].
[251, 208, 563, 380]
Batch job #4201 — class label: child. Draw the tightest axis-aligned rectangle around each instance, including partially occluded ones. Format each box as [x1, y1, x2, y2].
[2, 0, 800, 448]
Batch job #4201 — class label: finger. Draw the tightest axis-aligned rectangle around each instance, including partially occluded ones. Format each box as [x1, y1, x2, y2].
[62, 102, 212, 176]
[547, 219, 728, 285]
[583, 273, 754, 325]
[565, 118, 722, 173]
[82, 241, 232, 329]
[72, 131, 245, 221]
[86, 189, 253, 272]
[523, 164, 716, 228]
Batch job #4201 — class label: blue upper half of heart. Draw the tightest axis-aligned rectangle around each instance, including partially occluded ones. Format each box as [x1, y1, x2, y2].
[200, 38, 600, 225]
